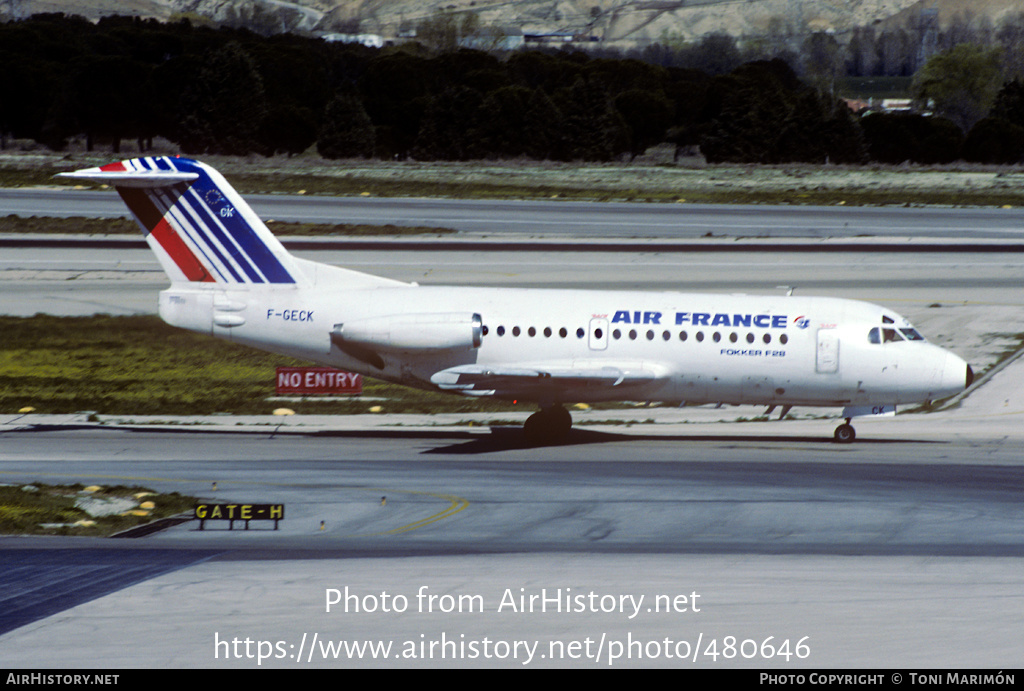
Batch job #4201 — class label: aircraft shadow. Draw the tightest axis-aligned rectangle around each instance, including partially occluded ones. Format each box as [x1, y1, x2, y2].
[420, 425, 932, 455]
[2, 422, 939, 455]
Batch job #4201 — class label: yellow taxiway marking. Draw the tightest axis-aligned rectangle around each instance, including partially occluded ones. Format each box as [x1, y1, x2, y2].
[353, 489, 469, 537]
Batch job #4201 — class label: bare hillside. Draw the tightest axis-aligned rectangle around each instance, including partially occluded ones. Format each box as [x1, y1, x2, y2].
[2, 0, 1022, 47]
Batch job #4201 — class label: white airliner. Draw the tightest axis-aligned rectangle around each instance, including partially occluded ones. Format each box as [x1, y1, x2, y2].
[59, 157, 973, 443]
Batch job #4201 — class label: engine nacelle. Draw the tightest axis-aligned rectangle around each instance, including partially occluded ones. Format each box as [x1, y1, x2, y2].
[332, 313, 483, 352]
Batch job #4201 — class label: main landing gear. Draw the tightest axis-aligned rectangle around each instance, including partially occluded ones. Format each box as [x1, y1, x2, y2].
[833, 418, 856, 444]
[523, 405, 572, 444]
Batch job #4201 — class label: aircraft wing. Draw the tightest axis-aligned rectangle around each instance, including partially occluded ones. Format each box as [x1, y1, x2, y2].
[430, 361, 668, 397]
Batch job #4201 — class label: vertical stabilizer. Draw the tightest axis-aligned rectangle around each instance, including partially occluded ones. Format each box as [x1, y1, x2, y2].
[59, 156, 305, 286]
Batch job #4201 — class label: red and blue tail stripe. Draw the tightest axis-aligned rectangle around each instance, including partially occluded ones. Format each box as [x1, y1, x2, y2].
[63, 157, 299, 285]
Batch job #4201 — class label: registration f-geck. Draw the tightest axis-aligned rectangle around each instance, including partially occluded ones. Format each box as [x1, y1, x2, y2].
[59, 158, 973, 443]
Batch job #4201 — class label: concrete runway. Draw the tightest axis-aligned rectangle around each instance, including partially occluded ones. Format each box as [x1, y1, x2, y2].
[7, 186, 1024, 238]
[2, 200, 1024, 666]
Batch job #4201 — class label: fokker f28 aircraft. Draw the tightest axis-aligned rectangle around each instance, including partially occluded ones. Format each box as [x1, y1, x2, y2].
[59, 157, 973, 443]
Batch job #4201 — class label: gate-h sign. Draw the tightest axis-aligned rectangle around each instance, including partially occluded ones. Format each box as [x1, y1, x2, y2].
[194, 503, 284, 530]
[276, 367, 362, 395]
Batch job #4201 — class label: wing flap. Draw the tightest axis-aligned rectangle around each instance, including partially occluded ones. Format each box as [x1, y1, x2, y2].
[430, 361, 666, 396]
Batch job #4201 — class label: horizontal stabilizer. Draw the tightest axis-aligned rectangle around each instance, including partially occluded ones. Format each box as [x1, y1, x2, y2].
[58, 168, 199, 188]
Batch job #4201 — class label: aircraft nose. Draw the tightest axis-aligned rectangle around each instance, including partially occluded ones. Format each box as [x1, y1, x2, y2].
[939, 352, 971, 395]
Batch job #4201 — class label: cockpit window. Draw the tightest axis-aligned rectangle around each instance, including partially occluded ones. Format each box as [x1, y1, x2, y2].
[882, 315, 895, 324]
[899, 328, 924, 341]
[868, 327, 880, 344]
[882, 328, 903, 343]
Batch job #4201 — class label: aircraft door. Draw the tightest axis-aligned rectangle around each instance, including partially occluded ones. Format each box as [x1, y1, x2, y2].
[816, 328, 839, 373]
[588, 318, 609, 351]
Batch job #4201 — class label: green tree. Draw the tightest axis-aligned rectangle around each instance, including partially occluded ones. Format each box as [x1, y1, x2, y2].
[260, 105, 318, 157]
[521, 88, 566, 160]
[177, 42, 268, 155]
[359, 52, 431, 159]
[912, 44, 1003, 132]
[962, 117, 1024, 163]
[699, 60, 865, 164]
[860, 112, 962, 164]
[471, 85, 533, 158]
[411, 86, 482, 160]
[59, 55, 154, 153]
[0, 52, 60, 147]
[614, 89, 672, 159]
[991, 79, 1024, 127]
[555, 77, 629, 161]
[318, 92, 374, 159]
[801, 32, 842, 95]
[679, 33, 743, 75]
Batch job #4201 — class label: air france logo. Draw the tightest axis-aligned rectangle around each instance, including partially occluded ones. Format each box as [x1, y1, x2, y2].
[793, 316, 810, 329]
[611, 310, 789, 328]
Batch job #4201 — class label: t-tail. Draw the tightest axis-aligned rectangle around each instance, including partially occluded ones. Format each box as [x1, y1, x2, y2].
[59, 157, 404, 337]
[59, 156, 306, 286]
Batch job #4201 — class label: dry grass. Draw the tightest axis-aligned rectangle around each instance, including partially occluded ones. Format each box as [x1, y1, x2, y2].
[6, 147, 1024, 207]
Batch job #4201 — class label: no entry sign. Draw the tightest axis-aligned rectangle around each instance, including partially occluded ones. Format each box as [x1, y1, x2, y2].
[275, 367, 362, 395]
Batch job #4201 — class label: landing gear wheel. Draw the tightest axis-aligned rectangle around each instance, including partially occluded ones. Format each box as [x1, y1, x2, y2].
[523, 406, 572, 444]
[549, 406, 572, 437]
[833, 423, 856, 444]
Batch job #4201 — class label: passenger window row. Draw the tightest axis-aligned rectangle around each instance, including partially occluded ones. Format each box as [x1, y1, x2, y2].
[484, 325, 789, 345]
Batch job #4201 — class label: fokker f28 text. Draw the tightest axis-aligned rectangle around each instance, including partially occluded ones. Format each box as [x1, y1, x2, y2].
[59, 158, 973, 443]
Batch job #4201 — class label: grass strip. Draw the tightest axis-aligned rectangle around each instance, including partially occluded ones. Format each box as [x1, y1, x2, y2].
[0, 215, 455, 236]
[0, 483, 197, 537]
[6, 155, 1024, 207]
[0, 314, 517, 416]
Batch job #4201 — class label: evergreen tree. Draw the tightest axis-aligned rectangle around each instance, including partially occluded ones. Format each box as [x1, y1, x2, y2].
[699, 60, 865, 163]
[614, 88, 672, 159]
[962, 117, 1024, 163]
[412, 86, 483, 161]
[318, 92, 374, 159]
[522, 88, 566, 160]
[991, 79, 1024, 127]
[260, 105, 317, 157]
[555, 77, 629, 161]
[860, 112, 962, 164]
[471, 85, 533, 158]
[177, 42, 268, 155]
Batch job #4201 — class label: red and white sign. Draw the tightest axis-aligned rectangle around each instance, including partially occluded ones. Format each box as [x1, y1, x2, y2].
[275, 367, 362, 395]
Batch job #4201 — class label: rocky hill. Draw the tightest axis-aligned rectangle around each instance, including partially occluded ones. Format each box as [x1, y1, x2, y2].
[2, 0, 1022, 47]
